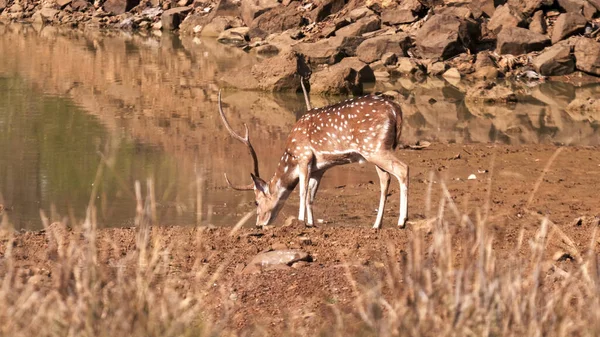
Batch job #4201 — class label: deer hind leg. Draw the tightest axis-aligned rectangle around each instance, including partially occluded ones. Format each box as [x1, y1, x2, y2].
[373, 166, 391, 229]
[368, 152, 409, 228]
[306, 171, 324, 226]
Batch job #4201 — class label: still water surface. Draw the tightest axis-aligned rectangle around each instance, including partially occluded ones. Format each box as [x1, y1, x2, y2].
[0, 24, 598, 230]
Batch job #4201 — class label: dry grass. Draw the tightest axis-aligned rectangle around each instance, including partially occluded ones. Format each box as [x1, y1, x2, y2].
[1, 148, 600, 336]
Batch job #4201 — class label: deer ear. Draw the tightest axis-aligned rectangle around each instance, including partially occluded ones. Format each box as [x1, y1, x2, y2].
[250, 174, 268, 194]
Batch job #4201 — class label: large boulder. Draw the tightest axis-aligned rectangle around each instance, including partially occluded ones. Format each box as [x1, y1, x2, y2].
[103, 0, 139, 14]
[217, 27, 249, 47]
[415, 14, 480, 60]
[193, 16, 242, 37]
[532, 42, 575, 76]
[248, 4, 307, 39]
[335, 15, 381, 37]
[161, 6, 192, 30]
[381, 0, 423, 24]
[240, 0, 278, 26]
[487, 4, 526, 34]
[31, 7, 59, 24]
[338, 57, 375, 82]
[529, 10, 547, 34]
[556, 0, 597, 20]
[310, 57, 372, 95]
[469, 0, 496, 18]
[293, 36, 365, 66]
[574, 38, 600, 75]
[507, 0, 553, 17]
[551, 13, 587, 44]
[355, 33, 411, 63]
[309, 0, 346, 22]
[496, 27, 550, 55]
[251, 51, 311, 91]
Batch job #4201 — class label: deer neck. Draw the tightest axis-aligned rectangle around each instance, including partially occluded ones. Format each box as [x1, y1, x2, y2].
[268, 155, 299, 203]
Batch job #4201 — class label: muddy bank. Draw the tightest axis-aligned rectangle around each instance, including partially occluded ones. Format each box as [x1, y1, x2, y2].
[2, 0, 600, 95]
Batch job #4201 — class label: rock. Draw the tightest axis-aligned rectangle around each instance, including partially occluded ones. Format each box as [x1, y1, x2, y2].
[56, 0, 72, 7]
[381, 52, 398, 66]
[310, 57, 372, 95]
[381, 0, 423, 24]
[428, 61, 446, 75]
[474, 51, 495, 68]
[443, 67, 461, 79]
[179, 13, 209, 35]
[293, 36, 364, 66]
[487, 4, 526, 34]
[32, 7, 59, 23]
[213, 0, 242, 17]
[255, 44, 280, 55]
[70, 0, 88, 10]
[248, 4, 307, 39]
[466, 81, 518, 103]
[473, 66, 499, 79]
[240, 0, 278, 26]
[161, 6, 192, 30]
[556, 0, 597, 20]
[574, 38, 600, 75]
[469, 0, 496, 18]
[246, 249, 311, 270]
[310, 0, 346, 22]
[348, 7, 374, 21]
[507, 0, 553, 17]
[467, 174, 477, 180]
[588, 0, 600, 11]
[551, 13, 587, 44]
[217, 27, 249, 47]
[251, 51, 310, 91]
[103, 0, 140, 15]
[335, 56, 375, 82]
[396, 57, 419, 74]
[529, 10, 546, 34]
[436, 6, 472, 19]
[335, 15, 381, 37]
[0, 0, 6, 11]
[355, 33, 411, 64]
[381, 0, 424, 25]
[415, 14, 480, 60]
[533, 42, 575, 76]
[195, 15, 243, 37]
[496, 27, 550, 55]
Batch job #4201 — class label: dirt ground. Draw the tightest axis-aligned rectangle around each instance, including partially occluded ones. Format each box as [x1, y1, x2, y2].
[1, 143, 599, 333]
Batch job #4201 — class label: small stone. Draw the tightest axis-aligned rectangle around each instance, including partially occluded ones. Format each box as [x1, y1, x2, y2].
[468, 174, 477, 180]
[443, 68, 461, 79]
[553, 251, 574, 262]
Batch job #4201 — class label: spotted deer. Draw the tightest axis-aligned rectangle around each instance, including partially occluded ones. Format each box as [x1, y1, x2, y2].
[218, 88, 408, 229]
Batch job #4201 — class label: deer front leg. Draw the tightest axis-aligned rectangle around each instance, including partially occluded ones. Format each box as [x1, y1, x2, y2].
[373, 166, 391, 229]
[297, 161, 312, 224]
[306, 171, 324, 226]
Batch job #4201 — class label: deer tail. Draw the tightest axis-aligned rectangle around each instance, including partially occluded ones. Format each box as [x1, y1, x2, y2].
[386, 100, 404, 149]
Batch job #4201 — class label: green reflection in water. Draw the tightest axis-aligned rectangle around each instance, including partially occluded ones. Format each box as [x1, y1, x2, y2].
[0, 76, 194, 230]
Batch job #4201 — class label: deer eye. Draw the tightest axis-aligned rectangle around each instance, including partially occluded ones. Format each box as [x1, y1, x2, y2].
[254, 201, 258, 206]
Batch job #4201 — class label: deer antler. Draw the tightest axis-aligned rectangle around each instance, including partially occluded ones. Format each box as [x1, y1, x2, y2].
[300, 77, 311, 110]
[218, 90, 260, 191]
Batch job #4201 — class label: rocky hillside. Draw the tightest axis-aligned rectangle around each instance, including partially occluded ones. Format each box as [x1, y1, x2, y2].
[1, 0, 599, 94]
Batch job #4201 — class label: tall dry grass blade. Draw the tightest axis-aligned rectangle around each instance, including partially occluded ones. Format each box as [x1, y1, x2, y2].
[526, 147, 564, 209]
[229, 210, 255, 236]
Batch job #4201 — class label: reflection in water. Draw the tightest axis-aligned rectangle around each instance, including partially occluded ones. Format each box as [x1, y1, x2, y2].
[0, 24, 598, 230]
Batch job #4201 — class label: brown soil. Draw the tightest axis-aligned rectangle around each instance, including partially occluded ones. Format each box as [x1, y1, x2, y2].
[1, 143, 599, 333]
